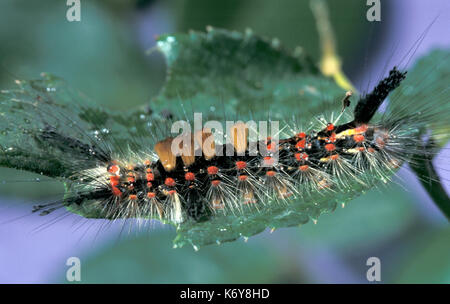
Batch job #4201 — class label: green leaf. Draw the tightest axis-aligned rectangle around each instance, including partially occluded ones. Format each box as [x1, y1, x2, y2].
[296, 182, 416, 254]
[0, 73, 164, 178]
[150, 27, 347, 124]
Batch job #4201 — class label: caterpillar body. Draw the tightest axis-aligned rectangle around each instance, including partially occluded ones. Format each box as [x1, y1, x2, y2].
[33, 68, 406, 222]
[0, 29, 448, 248]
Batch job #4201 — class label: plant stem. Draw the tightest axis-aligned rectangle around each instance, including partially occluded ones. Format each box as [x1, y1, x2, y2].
[310, 0, 355, 92]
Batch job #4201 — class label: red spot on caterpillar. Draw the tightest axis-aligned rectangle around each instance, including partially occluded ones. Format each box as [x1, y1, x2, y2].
[146, 173, 154, 181]
[266, 170, 276, 177]
[146, 168, 152, 173]
[112, 187, 122, 196]
[147, 182, 152, 188]
[368, 147, 375, 153]
[207, 166, 219, 175]
[127, 176, 135, 183]
[110, 175, 120, 187]
[108, 165, 119, 174]
[263, 156, 275, 166]
[294, 152, 309, 161]
[147, 192, 156, 198]
[238, 175, 248, 181]
[355, 124, 368, 133]
[353, 134, 365, 143]
[129, 194, 137, 200]
[267, 142, 276, 152]
[329, 133, 336, 143]
[295, 139, 306, 150]
[330, 154, 339, 160]
[357, 147, 365, 152]
[168, 190, 177, 195]
[325, 143, 336, 151]
[185, 172, 195, 181]
[296, 132, 306, 138]
[326, 123, 334, 131]
[236, 161, 247, 170]
[165, 177, 176, 187]
[299, 165, 309, 171]
[144, 160, 151, 166]
[211, 180, 221, 187]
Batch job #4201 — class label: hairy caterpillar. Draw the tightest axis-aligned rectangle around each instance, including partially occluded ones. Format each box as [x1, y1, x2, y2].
[0, 28, 448, 248]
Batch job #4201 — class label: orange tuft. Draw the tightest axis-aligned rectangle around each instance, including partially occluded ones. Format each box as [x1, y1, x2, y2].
[154, 137, 177, 172]
[230, 122, 249, 154]
[211, 180, 221, 187]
